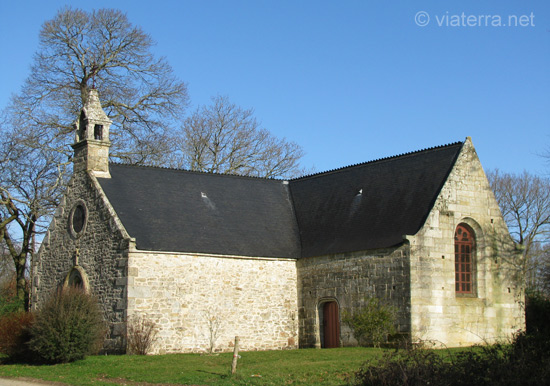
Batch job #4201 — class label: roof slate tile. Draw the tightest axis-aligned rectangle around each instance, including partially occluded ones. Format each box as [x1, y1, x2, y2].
[97, 142, 463, 258]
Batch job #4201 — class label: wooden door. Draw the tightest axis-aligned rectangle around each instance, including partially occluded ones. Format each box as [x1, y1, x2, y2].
[322, 301, 340, 348]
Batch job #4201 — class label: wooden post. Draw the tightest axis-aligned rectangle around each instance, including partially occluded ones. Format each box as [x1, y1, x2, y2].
[231, 336, 240, 374]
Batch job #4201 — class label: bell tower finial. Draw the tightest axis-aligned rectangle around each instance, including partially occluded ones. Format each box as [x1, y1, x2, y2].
[72, 89, 112, 178]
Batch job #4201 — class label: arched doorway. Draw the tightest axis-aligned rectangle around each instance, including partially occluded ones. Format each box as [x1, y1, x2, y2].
[321, 301, 340, 348]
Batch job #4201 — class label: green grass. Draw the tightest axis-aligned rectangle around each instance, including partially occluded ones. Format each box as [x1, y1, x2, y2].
[0, 347, 383, 385]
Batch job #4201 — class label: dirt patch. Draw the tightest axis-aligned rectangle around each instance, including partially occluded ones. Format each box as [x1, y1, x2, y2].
[0, 377, 68, 386]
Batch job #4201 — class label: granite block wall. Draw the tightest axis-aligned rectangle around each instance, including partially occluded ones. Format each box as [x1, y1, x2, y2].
[297, 246, 411, 348]
[408, 138, 524, 346]
[126, 250, 298, 354]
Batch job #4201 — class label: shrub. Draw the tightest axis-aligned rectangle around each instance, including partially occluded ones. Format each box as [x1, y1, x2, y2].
[506, 331, 550, 385]
[352, 332, 550, 386]
[126, 314, 158, 355]
[343, 298, 396, 347]
[353, 346, 449, 386]
[525, 289, 550, 335]
[0, 296, 24, 316]
[0, 311, 34, 361]
[29, 287, 106, 364]
[0, 276, 24, 316]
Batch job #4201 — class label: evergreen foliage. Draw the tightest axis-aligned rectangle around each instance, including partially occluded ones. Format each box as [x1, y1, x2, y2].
[343, 298, 397, 347]
[29, 287, 106, 364]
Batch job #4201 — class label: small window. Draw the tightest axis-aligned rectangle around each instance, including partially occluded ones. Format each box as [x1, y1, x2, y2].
[79, 111, 87, 140]
[94, 124, 103, 140]
[455, 224, 475, 294]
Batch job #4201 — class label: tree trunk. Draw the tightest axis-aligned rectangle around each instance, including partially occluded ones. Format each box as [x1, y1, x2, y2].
[15, 253, 28, 311]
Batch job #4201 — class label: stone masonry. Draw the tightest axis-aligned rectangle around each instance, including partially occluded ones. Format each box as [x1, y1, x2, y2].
[127, 249, 298, 354]
[33, 90, 130, 352]
[33, 90, 524, 353]
[298, 246, 411, 348]
[408, 138, 523, 346]
[32, 170, 130, 352]
[297, 138, 524, 348]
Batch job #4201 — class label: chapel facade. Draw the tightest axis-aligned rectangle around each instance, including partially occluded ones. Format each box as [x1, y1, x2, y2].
[32, 90, 524, 353]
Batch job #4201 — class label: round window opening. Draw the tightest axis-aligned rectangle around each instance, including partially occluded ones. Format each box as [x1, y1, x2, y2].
[73, 205, 86, 233]
[69, 202, 88, 237]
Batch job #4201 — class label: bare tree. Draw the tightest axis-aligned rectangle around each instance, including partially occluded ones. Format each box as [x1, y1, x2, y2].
[6, 7, 189, 165]
[175, 95, 305, 179]
[531, 243, 550, 295]
[487, 170, 550, 289]
[202, 306, 222, 353]
[0, 7, 188, 309]
[0, 127, 68, 309]
[126, 314, 158, 355]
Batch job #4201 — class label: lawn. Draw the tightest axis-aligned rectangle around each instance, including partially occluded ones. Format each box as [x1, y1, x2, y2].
[0, 347, 383, 385]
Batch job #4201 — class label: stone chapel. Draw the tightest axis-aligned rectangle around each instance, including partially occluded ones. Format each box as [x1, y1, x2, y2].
[32, 89, 524, 354]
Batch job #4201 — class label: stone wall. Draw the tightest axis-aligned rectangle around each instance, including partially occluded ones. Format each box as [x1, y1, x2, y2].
[34, 134, 523, 353]
[297, 246, 411, 348]
[408, 138, 524, 346]
[32, 171, 130, 352]
[126, 250, 298, 354]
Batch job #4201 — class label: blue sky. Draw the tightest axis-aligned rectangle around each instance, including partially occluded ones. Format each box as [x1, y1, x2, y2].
[1, 0, 548, 175]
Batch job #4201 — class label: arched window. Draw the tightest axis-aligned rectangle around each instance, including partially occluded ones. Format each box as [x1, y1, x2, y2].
[79, 111, 87, 140]
[68, 269, 84, 289]
[64, 266, 89, 293]
[455, 224, 475, 294]
[94, 124, 103, 140]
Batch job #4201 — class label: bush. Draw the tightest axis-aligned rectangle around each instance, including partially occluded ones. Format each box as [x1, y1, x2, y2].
[506, 331, 550, 384]
[0, 276, 24, 316]
[0, 311, 34, 361]
[352, 332, 550, 386]
[29, 287, 106, 364]
[0, 296, 24, 316]
[525, 289, 550, 335]
[126, 314, 158, 355]
[353, 347, 447, 386]
[343, 298, 396, 347]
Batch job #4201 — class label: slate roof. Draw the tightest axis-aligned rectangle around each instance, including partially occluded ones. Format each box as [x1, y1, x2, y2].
[98, 165, 301, 258]
[290, 142, 463, 257]
[96, 141, 464, 259]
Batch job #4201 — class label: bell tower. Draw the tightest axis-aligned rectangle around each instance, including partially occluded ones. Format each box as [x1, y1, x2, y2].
[72, 89, 112, 178]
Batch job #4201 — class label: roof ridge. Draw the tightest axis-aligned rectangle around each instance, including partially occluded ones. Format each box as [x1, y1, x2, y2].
[291, 140, 464, 181]
[108, 140, 463, 182]
[108, 162, 282, 181]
